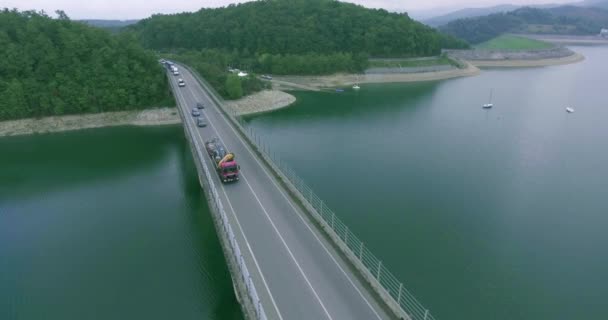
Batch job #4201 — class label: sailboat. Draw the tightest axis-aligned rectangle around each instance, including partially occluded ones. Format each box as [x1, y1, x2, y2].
[483, 89, 494, 109]
[566, 107, 574, 113]
[353, 75, 361, 90]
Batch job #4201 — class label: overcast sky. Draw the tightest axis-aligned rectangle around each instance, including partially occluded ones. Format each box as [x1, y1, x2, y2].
[3, 0, 576, 20]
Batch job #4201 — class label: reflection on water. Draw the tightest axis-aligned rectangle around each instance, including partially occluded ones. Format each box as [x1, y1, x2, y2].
[0, 125, 243, 320]
[245, 46, 608, 320]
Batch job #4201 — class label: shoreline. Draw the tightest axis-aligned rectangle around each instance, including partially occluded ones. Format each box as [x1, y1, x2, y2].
[469, 52, 585, 67]
[272, 61, 481, 90]
[271, 49, 585, 90]
[225, 90, 297, 116]
[0, 50, 587, 137]
[0, 107, 181, 138]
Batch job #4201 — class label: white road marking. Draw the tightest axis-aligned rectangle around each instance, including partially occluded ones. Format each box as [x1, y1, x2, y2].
[171, 77, 285, 320]
[182, 69, 385, 320]
[182, 79, 334, 320]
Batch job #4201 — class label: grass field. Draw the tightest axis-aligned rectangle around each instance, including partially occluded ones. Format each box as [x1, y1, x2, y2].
[476, 34, 554, 50]
[369, 56, 458, 68]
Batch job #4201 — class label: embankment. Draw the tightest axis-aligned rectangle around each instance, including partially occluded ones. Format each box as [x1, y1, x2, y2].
[0, 107, 180, 137]
[272, 61, 480, 90]
[446, 46, 584, 67]
[224, 90, 296, 116]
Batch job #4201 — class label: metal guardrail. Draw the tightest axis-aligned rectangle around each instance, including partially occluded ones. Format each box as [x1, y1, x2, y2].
[182, 64, 436, 320]
[174, 78, 268, 320]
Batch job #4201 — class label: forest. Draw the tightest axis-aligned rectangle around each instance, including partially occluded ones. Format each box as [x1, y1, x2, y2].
[130, 0, 468, 58]
[0, 10, 172, 121]
[129, 0, 468, 96]
[440, 6, 608, 44]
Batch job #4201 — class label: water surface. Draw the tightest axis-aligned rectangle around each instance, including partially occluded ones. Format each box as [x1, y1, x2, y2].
[0, 126, 243, 320]
[245, 46, 608, 320]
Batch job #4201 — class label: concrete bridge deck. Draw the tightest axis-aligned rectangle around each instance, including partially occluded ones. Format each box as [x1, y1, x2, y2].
[168, 65, 395, 320]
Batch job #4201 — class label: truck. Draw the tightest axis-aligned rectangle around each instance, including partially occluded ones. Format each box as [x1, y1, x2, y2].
[205, 138, 239, 183]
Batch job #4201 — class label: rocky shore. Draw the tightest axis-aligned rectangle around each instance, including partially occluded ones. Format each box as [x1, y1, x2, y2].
[271, 61, 480, 90]
[0, 107, 180, 137]
[224, 90, 296, 116]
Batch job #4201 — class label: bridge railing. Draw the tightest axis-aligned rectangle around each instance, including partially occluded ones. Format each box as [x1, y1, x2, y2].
[183, 64, 436, 320]
[174, 76, 268, 320]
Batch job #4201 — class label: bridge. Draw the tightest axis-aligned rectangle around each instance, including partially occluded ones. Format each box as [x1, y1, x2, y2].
[167, 64, 435, 320]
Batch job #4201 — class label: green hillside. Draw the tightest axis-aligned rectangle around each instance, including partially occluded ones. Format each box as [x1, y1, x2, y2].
[440, 6, 608, 44]
[0, 10, 172, 121]
[131, 0, 467, 57]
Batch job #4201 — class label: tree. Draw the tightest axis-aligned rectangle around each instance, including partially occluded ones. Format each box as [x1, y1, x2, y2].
[129, 0, 468, 56]
[225, 74, 243, 99]
[0, 10, 172, 121]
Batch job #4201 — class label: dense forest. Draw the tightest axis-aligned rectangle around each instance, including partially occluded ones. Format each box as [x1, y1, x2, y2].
[440, 6, 608, 44]
[0, 10, 172, 121]
[129, 0, 468, 97]
[130, 0, 468, 58]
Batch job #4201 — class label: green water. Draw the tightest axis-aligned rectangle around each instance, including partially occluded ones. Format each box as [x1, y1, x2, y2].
[0, 126, 243, 320]
[245, 46, 608, 320]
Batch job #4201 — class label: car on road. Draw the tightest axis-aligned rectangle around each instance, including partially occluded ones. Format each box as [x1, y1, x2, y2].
[196, 102, 204, 109]
[191, 108, 200, 117]
[197, 117, 207, 127]
[178, 78, 186, 87]
[261, 74, 273, 80]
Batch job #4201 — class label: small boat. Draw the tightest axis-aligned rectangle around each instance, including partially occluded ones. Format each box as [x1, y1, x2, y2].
[353, 75, 361, 90]
[566, 107, 574, 113]
[335, 88, 345, 92]
[483, 89, 494, 109]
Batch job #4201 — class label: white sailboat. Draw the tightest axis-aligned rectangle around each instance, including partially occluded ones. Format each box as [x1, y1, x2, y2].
[483, 89, 494, 109]
[566, 107, 574, 113]
[353, 75, 361, 90]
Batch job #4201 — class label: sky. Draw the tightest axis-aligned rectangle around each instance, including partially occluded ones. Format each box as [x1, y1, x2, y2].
[3, 0, 576, 20]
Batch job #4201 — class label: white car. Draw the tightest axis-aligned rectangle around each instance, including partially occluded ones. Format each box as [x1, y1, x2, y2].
[178, 79, 186, 87]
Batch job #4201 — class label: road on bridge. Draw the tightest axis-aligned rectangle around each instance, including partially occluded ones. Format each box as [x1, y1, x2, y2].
[168, 66, 394, 320]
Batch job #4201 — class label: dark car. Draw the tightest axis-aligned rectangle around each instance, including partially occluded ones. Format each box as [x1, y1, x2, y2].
[197, 118, 207, 127]
[196, 102, 204, 109]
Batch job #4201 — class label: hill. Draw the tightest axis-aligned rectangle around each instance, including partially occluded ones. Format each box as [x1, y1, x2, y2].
[423, 4, 521, 27]
[78, 19, 139, 32]
[440, 6, 608, 44]
[0, 10, 171, 121]
[577, 0, 608, 9]
[421, 3, 568, 27]
[130, 0, 467, 57]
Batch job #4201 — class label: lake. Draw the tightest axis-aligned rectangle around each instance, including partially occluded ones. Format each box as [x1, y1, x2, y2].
[244, 46, 608, 320]
[2, 45, 607, 320]
[0, 126, 243, 320]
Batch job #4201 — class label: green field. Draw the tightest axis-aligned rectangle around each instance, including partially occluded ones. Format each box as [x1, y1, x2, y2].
[369, 56, 458, 68]
[476, 34, 554, 50]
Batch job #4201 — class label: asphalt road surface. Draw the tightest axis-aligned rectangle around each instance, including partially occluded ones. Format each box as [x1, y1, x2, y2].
[168, 65, 394, 320]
